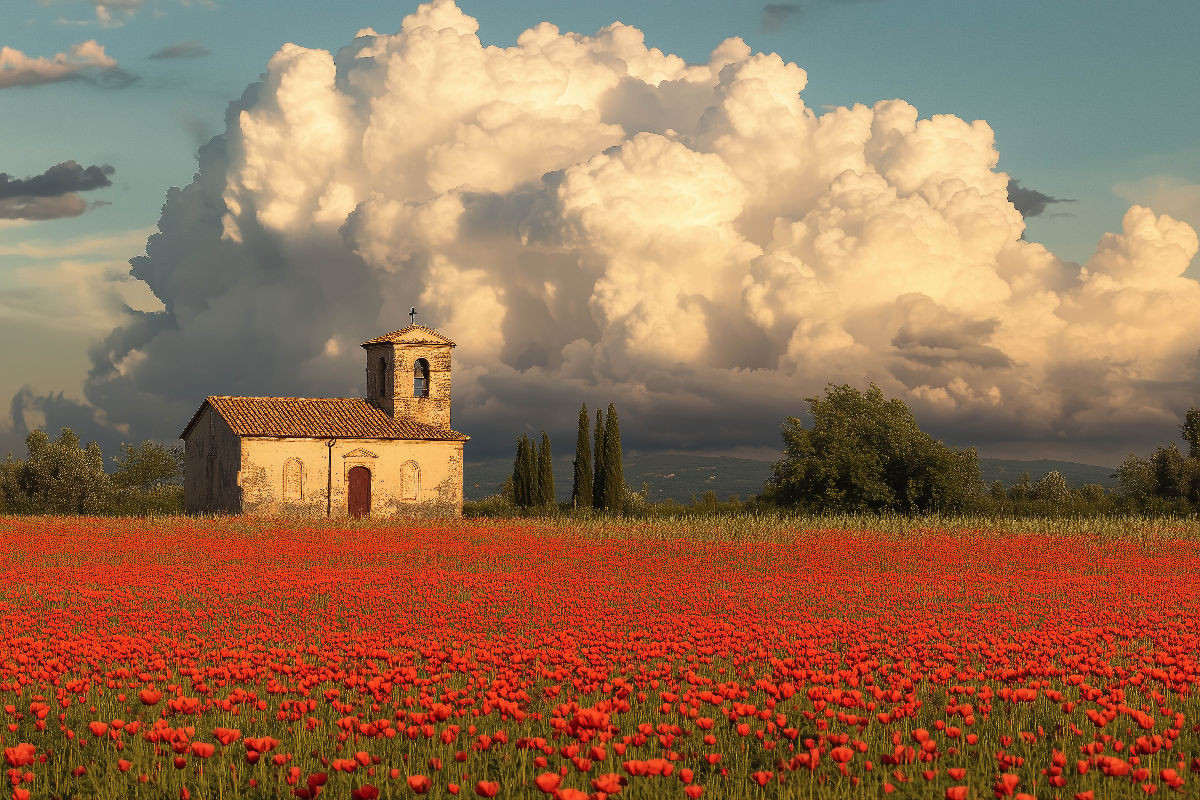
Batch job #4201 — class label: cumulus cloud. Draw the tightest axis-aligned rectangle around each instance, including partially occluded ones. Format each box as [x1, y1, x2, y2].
[0, 40, 132, 88]
[20, 0, 1200, 465]
[0, 161, 115, 220]
[1114, 176, 1200, 271]
[1007, 177, 1072, 218]
[149, 40, 210, 59]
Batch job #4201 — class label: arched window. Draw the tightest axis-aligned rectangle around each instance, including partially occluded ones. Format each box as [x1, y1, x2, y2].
[377, 356, 387, 397]
[282, 458, 304, 501]
[413, 358, 430, 397]
[401, 460, 420, 501]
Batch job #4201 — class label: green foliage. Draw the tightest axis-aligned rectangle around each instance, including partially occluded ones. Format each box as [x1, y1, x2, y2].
[761, 383, 983, 514]
[537, 432, 554, 508]
[1032, 470, 1070, 505]
[1182, 406, 1200, 460]
[601, 403, 625, 512]
[0, 428, 185, 516]
[511, 435, 532, 509]
[16, 428, 111, 514]
[1007, 472, 1034, 504]
[112, 440, 184, 491]
[1151, 444, 1188, 499]
[524, 434, 538, 507]
[592, 407, 605, 510]
[509, 438, 522, 506]
[1116, 454, 1154, 504]
[571, 403, 592, 511]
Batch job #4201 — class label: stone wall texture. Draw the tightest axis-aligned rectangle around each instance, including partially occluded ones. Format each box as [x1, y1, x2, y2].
[183, 406, 242, 514]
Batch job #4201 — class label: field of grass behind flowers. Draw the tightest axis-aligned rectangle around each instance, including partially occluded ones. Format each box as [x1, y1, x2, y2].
[1, 514, 1199, 799]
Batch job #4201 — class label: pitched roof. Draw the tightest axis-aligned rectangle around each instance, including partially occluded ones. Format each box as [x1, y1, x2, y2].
[180, 396, 470, 442]
[361, 324, 456, 348]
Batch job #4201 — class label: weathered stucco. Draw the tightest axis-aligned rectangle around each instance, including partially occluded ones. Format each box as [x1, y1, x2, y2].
[238, 438, 464, 517]
[183, 407, 241, 514]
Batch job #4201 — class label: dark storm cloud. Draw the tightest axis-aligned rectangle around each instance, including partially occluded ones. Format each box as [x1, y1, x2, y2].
[149, 40, 210, 60]
[0, 161, 114, 198]
[761, 4, 801, 31]
[761, 0, 883, 32]
[0, 161, 114, 220]
[5, 386, 128, 461]
[1007, 178, 1073, 218]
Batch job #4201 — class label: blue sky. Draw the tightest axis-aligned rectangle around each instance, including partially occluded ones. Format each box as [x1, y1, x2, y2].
[2, 0, 1199, 465]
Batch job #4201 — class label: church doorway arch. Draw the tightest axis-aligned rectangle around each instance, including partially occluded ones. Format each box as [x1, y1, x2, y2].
[348, 466, 371, 518]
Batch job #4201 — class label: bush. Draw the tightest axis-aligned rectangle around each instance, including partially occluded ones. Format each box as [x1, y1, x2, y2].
[0, 429, 183, 516]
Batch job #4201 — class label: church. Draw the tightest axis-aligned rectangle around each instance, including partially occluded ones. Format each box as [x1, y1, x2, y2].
[180, 322, 469, 517]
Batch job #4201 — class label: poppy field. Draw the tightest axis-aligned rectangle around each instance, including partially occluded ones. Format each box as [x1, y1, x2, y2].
[1, 515, 1198, 799]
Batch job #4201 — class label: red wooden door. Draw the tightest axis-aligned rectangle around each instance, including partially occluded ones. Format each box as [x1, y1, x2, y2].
[348, 466, 371, 518]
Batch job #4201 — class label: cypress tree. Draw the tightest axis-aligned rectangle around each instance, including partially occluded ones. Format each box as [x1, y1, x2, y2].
[592, 407, 606, 510]
[523, 434, 538, 509]
[602, 403, 625, 511]
[538, 432, 554, 508]
[572, 404, 592, 510]
[511, 435, 528, 508]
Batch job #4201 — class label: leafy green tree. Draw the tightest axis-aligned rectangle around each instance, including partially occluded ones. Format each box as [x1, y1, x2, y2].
[571, 404, 592, 511]
[1008, 473, 1033, 504]
[1032, 471, 1070, 505]
[112, 441, 183, 491]
[601, 403, 625, 511]
[1115, 454, 1154, 505]
[13, 427, 114, 515]
[537, 432, 554, 508]
[762, 383, 982, 513]
[592, 408, 605, 510]
[0, 455, 27, 514]
[1150, 444, 1188, 499]
[1182, 406, 1200, 459]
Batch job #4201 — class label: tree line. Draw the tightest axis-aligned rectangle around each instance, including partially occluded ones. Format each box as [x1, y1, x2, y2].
[1, 428, 184, 515]
[507, 402, 627, 511]
[489, 385, 1200, 518]
[756, 383, 1200, 516]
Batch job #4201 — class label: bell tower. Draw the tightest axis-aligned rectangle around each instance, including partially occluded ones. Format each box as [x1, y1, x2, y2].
[362, 323, 455, 429]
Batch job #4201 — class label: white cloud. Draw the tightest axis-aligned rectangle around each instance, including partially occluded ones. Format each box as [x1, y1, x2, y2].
[0, 40, 119, 87]
[27, 0, 1200, 464]
[1114, 176, 1200, 272]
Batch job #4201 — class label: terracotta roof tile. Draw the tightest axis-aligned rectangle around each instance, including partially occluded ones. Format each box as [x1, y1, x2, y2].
[180, 396, 469, 441]
[361, 324, 455, 347]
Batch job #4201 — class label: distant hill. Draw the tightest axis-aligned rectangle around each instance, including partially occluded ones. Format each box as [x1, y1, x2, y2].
[464, 453, 1118, 503]
[464, 454, 772, 504]
[977, 458, 1118, 490]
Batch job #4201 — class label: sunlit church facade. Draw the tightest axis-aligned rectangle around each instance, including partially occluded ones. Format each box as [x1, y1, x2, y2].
[180, 324, 469, 517]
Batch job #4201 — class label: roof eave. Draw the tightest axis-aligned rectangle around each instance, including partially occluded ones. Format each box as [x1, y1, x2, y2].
[179, 398, 213, 441]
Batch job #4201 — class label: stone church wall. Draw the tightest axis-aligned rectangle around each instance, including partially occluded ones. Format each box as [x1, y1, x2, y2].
[183, 407, 243, 514]
[238, 438, 464, 518]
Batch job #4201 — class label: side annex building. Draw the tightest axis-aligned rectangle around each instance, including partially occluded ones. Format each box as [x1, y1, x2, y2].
[180, 325, 469, 517]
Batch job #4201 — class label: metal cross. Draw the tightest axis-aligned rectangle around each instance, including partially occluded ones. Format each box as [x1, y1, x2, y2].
[409, 307, 416, 325]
